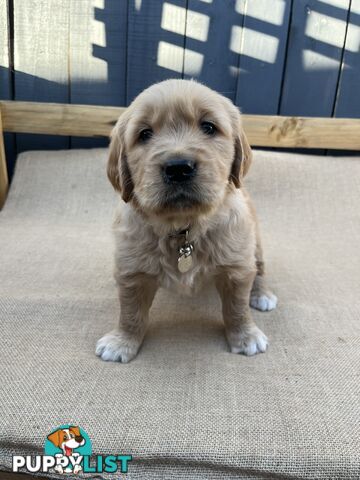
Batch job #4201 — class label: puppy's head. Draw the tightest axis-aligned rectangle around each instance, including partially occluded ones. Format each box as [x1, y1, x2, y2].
[108, 79, 252, 222]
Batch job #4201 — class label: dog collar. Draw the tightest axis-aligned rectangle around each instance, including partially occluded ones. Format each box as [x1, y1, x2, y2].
[168, 226, 190, 238]
[168, 227, 194, 273]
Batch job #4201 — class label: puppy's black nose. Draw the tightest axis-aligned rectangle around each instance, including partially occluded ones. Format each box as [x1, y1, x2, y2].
[75, 436, 83, 443]
[163, 159, 196, 183]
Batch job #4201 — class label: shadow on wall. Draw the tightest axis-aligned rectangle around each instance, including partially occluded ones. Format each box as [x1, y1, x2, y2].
[0, 69, 115, 178]
[1, 0, 359, 176]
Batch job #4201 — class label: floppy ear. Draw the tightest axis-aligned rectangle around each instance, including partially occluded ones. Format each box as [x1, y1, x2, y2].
[47, 429, 62, 448]
[230, 126, 253, 188]
[107, 119, 134, 203]
[69, 426, 81, 437]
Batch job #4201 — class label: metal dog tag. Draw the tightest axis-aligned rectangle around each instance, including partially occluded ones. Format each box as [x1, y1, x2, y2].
[178, 242, 194, 273]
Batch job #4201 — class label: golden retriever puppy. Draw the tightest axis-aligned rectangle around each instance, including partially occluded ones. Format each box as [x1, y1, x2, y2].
[96, 79, 277, 363]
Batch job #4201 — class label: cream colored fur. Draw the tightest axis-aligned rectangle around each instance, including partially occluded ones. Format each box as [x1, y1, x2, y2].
[96, 79, 277, 363]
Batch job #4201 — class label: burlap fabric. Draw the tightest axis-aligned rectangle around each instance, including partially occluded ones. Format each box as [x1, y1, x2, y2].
[0, 148, 359, 479]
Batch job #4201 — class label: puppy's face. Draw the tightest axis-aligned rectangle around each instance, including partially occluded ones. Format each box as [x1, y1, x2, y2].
[108, 80, 252, 222]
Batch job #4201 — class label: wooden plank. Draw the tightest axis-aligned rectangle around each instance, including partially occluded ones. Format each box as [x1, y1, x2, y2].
[13, 0, 70, 151]
[0, 101, 124, 137]
[334, 0, 360, 119]
[184, 0, 244, 102]
[0, 0, 16, 179]
[126, 0, 187, 104]
[279, 0, 350, 116]
[69, 0, 128, 148]
[242, 115, 360, 150]
[0, 108, 9, 209]
[235, 0, 292, 114]
[2, 101, 360, 150]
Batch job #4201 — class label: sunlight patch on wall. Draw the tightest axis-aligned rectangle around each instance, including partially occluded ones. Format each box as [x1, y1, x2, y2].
[157, 42, 183, 73]
[344, 16, 360, 53]
[230, 26, 243, 55]
[161, 3, 209, 41]
[230, 26, 279, 63]
[70, 1, 107, 83]
[72, 18, 108, 81]
[186, 9, 210, 42]
[302, 49, 341, 69]
[352, 0, 360, 14]
[161, 3, 185, 36]
[236, 0, 285, 26]
[92, 19, 106, 48]
[183, 50, 204, 75]
[135, 0, 142, 11]
[229, 65, 240, 77]
[157, 41, 203, 75]
[305, 11, 346, 49]
[316, 0, 351, 9]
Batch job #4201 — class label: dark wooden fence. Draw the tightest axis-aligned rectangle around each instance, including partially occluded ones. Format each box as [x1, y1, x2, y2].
[1, 0, 359, 175]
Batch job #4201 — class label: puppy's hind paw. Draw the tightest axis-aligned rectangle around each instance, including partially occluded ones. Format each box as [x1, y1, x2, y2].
[250, 293, 277, 311]
[229, 326, 268, 356]
[95, 331, 141, 363]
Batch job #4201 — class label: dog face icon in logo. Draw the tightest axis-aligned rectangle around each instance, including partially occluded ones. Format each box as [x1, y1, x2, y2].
[46, 425, 88, 474]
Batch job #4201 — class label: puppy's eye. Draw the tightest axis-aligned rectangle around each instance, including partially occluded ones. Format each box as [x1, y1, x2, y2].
[139, 128, 153, 142]
[200, 121, 217, 136]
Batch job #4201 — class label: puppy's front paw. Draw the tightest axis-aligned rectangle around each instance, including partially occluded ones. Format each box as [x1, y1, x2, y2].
[250, 293, 277, 311]
[95, 331, 141, 363]
[228, 326, 268, 356]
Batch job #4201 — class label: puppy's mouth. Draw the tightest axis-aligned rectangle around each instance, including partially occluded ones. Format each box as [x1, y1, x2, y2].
[160, 184, 203, 210]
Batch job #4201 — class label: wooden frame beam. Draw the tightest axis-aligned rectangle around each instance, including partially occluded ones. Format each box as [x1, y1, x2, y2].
[243, 115, 360, 150]
[0, 101, 125, 138]
[1, 100, 360, 150]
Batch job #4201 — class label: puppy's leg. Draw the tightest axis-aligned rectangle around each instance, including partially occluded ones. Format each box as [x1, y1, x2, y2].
[96, 274, 157, 363]
[250, 224, 277, 312]
[216, 270, 268, 356]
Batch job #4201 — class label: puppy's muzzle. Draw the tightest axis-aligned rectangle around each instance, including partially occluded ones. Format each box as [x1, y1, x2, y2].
[162, 158, 196, 184]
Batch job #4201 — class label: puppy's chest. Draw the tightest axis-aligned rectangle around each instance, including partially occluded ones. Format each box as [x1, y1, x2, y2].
[157, 235, 222, 293]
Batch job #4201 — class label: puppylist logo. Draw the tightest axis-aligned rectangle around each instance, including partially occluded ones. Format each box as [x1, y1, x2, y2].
[12, 425, 132, 475]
